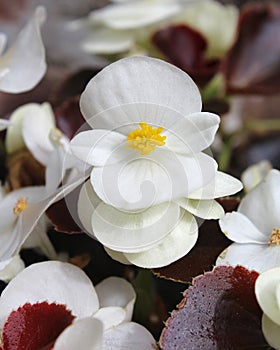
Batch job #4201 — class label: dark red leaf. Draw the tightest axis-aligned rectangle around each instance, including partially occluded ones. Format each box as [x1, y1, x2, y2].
[46, 183, 84, 234]
[54, 97, 86, 140]
[154, 198, 239, 283]
[223, 3, 280, 94]
[2, 302, 74, 350]
[159, 266, 269, 350]
[152, 24, 220, 86]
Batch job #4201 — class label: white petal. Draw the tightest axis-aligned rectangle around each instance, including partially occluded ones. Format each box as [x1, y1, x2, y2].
[91, 151, 217, 210]
[5, 103, 35, 154]
[54, 318, 103, 350]
[0, 6, 46, 93]
[255, 266, 280, 325]
[22, 215, 58, 260]
[82, 28, 134, 54]
[165, 112, 220, 154]
[95, 276, 136, 321]
[0, 261, 99, 328]
[104, 247, 132, 265]
[216, 243, 280, 273]
[78, 180, 101, 235]
[176, 198, 224, 219]
[92, 201, 180, 253]
[89, 1, 180, 29]
[189, 171, 243, 199]
[124, 210, 198, 268]
[103, 322, 156, 350]
[219, 212, 268, 243]
[94, 306, 126, 330]
[0, 118, 10, 131]
[70, 129, 127, 166]
[0, 255, 25, 283]
[262, 314, 280, 350]
[241, 160, 272, 193]
[22, 102, 56, 166]
[238, 169, 280, 235]
[80, 56, 201, 127]
[0, 33, 7, 55]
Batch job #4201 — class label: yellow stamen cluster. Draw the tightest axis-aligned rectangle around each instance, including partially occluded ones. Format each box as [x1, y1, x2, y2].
[126, 122, 166, 155]
[13, 198, 28, 217]
[268, 228, 280, 246]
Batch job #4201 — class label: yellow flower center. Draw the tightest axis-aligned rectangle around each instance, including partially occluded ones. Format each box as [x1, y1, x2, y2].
[125, 122, 166, 155]
[13, 198, 28, 217]
[49, 127, 63, 145]
[268, 228, 280, 246]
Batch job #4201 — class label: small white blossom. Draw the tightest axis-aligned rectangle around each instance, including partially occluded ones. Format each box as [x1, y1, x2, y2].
[255, 267, 280, 350]
[217, 169, 280, 273]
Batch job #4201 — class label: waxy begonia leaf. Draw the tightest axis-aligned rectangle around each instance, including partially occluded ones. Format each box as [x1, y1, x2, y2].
[159, 266, 269, 350]
[152, 24, 220, 86]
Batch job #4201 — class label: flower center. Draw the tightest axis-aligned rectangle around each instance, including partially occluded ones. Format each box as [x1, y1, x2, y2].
[49, 127, 63, 145]
[13, 198, 28, 217]
[268, 228, 280, 246]
[126, 122, 166, 155]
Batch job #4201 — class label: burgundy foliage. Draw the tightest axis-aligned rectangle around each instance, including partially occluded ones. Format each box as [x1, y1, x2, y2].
[152, 24, 220, 86]
[160, 266, 269, 350]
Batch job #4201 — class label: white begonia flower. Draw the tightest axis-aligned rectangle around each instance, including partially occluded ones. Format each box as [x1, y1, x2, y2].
[0, 6, 47, 93]
[5, 102, 71, 193]
[0, 261, 156, 350]
[71, 56, 239, 211]
[70, 0, 182, 55]
[255, 267, 280, 350]
[174, 0, 239, 58]
[217, 169, 280, 273]
[70, 56, 242, 268]
[241, 160, 272, 193]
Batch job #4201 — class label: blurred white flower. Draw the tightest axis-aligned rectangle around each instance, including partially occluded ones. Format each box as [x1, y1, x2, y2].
[0, 119, 10, 131]
[0, 175, 86, 263]
[217, 169, 280, 273]
[255, 267, 280, 350]
[0, 261, 156, 349]
[69, 0, 182, 55]
[0, 6, 47, 93]
[173, 0, 239, 58]
[241, 160, 272, 193]
[5, 102, 70, 193]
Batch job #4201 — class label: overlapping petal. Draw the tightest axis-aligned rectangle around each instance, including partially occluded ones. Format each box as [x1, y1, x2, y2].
[91, 201, 180, 252]
[90, 150, 217, 210]
[123, 210, 198, 268]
